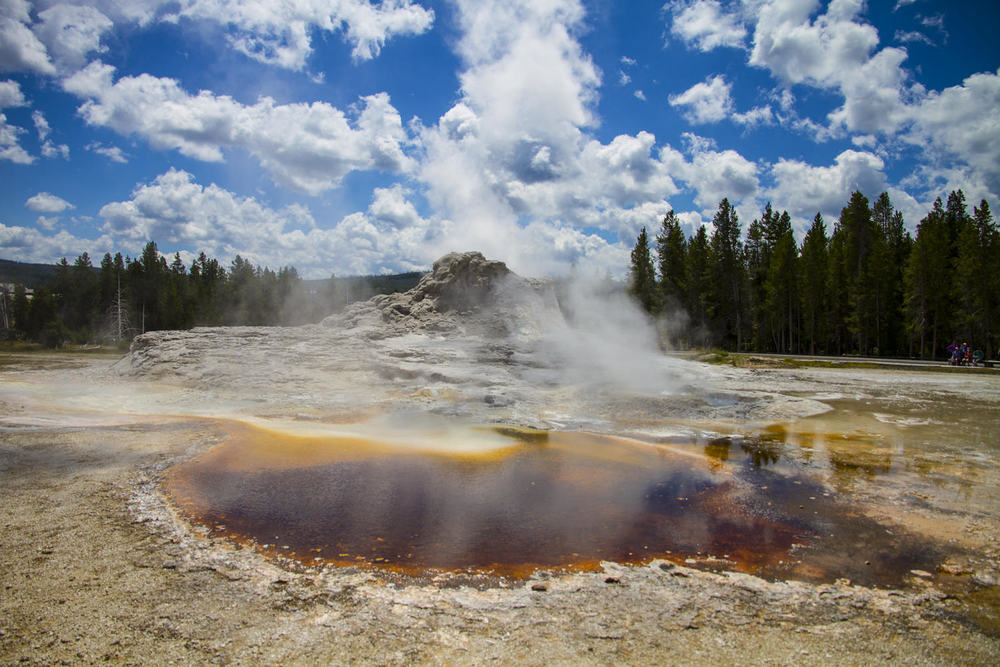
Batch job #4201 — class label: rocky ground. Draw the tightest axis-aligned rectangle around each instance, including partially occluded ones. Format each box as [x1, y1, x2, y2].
[2, 253, 999, 664]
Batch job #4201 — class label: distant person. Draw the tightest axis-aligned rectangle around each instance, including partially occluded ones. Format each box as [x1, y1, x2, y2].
[973, 348, 984, 366]
[947, 341, 958, 365]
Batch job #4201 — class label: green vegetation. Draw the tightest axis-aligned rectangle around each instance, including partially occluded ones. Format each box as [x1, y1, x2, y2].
[1, 242, 422, 348]
[630, 189, 999, 360]
[0, 258, 61, 287]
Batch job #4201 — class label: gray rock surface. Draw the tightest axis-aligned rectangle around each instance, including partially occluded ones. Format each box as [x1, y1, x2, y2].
[121, 251, 827, 434]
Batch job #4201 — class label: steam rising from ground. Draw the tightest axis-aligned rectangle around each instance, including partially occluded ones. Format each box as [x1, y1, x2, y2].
[531, 273, 689, 395]
[115, 252, 823, 443]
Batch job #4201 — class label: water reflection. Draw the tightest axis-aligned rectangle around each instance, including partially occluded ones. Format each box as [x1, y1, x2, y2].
[704, 437, 731, 463]
[741, 440, 782, 468]
[164, 423, 944, 585]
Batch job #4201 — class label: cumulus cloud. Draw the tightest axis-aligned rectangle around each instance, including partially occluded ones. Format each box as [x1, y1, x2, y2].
[0, 222, 112, 263]
[894, 29, 932, 45]
[40, 139, 69, 159]
[0, 79, 26, 107]
[767, 149, 888, 233]
[906, 69, 1000, 200]
[86, 141, 127, 163]
[748, 0, 911, 136]
[33, 3, 113, 72]
[2, 0, 433, 77]
[160, 0, 435, 69]
[63, 62, 413, 194]
[733, 104, 774, 127]
[669, 75, 733, 124]
[95, 168, 438, 277]
[667, 0, 747, 51]
[26, 191, 75, 213]
[31, 109, 48, 138]
[0, 112, 33, 163]
[0, 0, 55, 74]
[29, 109, 69, 158]
[660, 136, 760, 213]
[411, 0, 683, 276]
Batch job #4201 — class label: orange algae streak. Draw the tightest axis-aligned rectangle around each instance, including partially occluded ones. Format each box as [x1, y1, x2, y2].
[163, 423, 942, 584]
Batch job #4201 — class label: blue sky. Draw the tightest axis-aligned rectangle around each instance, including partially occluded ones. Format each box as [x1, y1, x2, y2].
[1, 0, 998, 278]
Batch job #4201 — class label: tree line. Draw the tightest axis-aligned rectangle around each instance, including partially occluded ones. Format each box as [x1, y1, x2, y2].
[629, 190, 998, 360]
[1, 241, 419, 348]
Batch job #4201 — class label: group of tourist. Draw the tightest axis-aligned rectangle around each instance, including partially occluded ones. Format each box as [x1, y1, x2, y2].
[946, 341, 985, 366]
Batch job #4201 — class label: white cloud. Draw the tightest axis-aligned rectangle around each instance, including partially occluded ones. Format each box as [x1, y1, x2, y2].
[618, 70, 631, 85]
[3, 0, 433, 79]
[412, 0, 669, 276]
[0, 79, 26, 107]
[620, 55, 636, 66]
[33, 3, 113, 72]
[748, 0, 912, 136]
[894, 29, 932, 46]
[31, 109, 49, 139]
[161, 0, 435, 69]
[851, 134, 876, 148]
[827, 45, 909, 135]
[669, 74, 733, 124]
[63, 62, 413, 194]
[26, 191, 75, 213]
[668, 0, 747, 51]
[660, 137, 760, 213]
[86, 141, 128, 163]
[41, 139, 69, 159]
[0, 223, 111, 263]
[368, 184, 422, 230]
[906, 69, 1000, 200]
[0, 0, 56, 74]
[733, 104, 774, 127]
[634, 89, 646, 101]
[27, 108, 69, 158]
[767, 149, 888, 233]
[35, 215, 60, 230]
[0, 112, 33, 163]
[95, 168, 439, 277]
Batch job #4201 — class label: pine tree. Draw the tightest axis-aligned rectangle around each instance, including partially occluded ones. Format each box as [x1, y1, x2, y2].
[954, 200, 999, 357]
[872, 192, 909, 356]
[904, 200, 952, 358]
[685, 225, 712, 347]
[826, 226, 850, 354]
[839, 191, 879, 354]
[764, 213, 798, 353]
[799, 213, 829, 355]
[655, 211, 687, 312]
[67, 252, 98, 339]
[628, 227, 658, 314]
[709, 198, 745, 350]
[26, 286, 65, 347]
[744, 212, 768, 350]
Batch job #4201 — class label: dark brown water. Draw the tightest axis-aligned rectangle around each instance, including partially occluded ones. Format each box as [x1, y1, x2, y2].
[164, 423, 944, 584]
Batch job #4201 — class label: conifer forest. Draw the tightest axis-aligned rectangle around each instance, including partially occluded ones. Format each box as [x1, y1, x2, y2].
[630, 189, 998, 360]
[3, 188, 997, 362]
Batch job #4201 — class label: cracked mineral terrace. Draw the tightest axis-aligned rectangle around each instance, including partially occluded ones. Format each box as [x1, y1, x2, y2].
[2, 251, 1000, 664]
